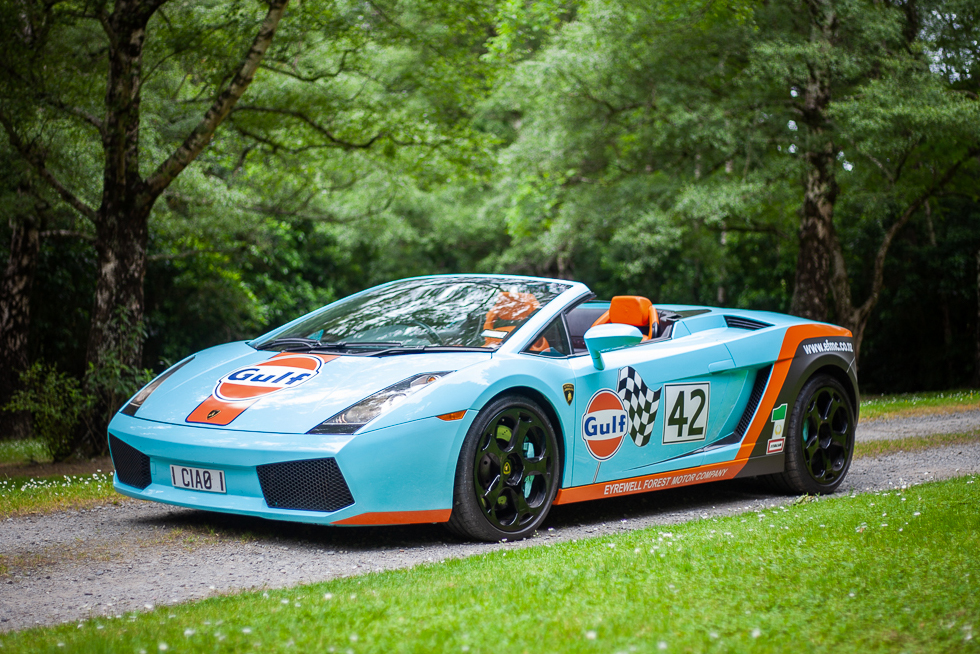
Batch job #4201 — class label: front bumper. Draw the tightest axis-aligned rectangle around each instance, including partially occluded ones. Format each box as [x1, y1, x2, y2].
[107, 411, 474, 525]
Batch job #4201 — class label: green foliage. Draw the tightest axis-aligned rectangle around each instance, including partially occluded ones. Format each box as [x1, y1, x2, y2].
[3, 307, 152, 460]
[3, 363, 90, 462]
[82, 309, 154, 444]
[2, 0, 979, 392]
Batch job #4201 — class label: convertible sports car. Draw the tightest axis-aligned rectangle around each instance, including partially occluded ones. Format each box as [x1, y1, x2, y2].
[109, 274, 858, 541]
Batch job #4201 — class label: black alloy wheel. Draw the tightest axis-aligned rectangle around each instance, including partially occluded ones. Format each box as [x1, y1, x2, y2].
[446, 395, 560, 542]
[769, 373, 855, 494]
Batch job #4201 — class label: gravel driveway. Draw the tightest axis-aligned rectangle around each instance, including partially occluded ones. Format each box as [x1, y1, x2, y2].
[2, 416, 979, 633]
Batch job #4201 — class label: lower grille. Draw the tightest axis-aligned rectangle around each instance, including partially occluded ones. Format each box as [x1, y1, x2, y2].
[256, 458, 354, 512]
[109, 434, 152, 489]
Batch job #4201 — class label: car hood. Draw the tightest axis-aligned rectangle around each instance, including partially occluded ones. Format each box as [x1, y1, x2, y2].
[131, 341, 490, 433]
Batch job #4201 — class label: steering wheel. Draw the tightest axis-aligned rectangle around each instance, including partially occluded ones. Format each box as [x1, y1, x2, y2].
[410, 320, 443, 345]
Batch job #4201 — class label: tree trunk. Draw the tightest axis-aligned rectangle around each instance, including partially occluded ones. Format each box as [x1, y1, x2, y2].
[975, 248, 980, 388]
[0, 208, 41, 440]
[789, 0, 838, 322]
[84, 1, 155, 373]
[924, 201, 954, 385]
[790, 140, 838, 321]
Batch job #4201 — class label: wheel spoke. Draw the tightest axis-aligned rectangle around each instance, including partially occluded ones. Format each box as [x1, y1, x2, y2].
[523, 456, 550, 477]
[480, 477, 504, 511]
[510, 488, 535, 524]
[829, 427, 849, 449]
[824, 396, 841, 422]
[482, 427, 507, 459]
[804, 435, 821, 457]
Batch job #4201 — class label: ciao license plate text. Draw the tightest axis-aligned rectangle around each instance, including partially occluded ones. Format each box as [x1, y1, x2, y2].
[170, 465, 226, 494]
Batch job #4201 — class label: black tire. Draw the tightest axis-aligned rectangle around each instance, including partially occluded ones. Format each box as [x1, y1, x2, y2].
[767, 373, 855, 495]
[446, 395, 561, 542]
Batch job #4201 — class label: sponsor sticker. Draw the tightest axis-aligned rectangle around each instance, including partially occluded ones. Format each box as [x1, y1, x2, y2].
[801, 340, 853, 355]
[187, 352, 336, 426]
[582, 390, 629, 460]
[767, 403, 787, 454]
[602, 467, 731, 496]
[214, 354, 323, 401]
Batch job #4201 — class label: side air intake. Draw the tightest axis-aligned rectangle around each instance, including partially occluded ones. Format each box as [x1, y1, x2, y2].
[256, 458, 355, 513]
[725, 315, 773, 331]
[109, 434, 152, 489]
[734, 365, 773, 439]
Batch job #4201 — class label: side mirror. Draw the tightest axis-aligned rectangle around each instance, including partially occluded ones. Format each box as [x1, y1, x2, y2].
[584, 324, 643, 370]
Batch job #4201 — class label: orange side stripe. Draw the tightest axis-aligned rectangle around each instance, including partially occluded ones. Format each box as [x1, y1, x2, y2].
[733, 323, 851, 461]
[555, 460, 740, 504]
[333, 509, 452, 526]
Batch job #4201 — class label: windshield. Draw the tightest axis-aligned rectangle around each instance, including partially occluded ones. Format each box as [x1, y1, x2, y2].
[251, 277, 571, 351]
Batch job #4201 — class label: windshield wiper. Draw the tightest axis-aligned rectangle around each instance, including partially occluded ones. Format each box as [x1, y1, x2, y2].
[254, 338, 403, 352]
[370, 346, 492, 357]
[253, 337, 322, 351]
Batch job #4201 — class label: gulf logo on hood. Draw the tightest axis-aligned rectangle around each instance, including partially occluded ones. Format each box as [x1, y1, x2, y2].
[214, 354, 324, 401]
[187, 353, 337, 427]
[582, 389, 628, 460]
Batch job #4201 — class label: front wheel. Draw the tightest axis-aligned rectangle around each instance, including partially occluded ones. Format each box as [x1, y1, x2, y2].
[446, 395, 561, 542]
[768, 374, 856, 494]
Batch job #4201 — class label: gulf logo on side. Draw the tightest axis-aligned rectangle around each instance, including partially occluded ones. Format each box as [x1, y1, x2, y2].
[214, 354, 323, 401]
[582, 389, 628, 460]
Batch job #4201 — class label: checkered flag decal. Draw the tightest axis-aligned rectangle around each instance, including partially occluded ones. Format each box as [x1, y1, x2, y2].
[617, 366, 661, 447]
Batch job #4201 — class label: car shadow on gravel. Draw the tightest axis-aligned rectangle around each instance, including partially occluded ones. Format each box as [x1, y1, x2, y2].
[126, 478, 783, 551]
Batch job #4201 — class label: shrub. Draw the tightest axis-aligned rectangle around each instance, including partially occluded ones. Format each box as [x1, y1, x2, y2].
[3, 362, 91, 461]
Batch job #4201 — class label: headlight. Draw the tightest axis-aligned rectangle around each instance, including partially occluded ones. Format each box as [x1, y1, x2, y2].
[308, 371, 453, 434]
[120, 356, 196, 417]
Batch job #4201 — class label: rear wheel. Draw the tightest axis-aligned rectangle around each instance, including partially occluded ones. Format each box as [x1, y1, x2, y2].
[769, 374, 855, 494]
[446, 395, 561, 542]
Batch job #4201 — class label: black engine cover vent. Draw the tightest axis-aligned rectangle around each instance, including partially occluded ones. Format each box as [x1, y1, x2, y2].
[109, 433, 152, 489]
[256, 458, 355, 513]
[725, 315, 773, 331]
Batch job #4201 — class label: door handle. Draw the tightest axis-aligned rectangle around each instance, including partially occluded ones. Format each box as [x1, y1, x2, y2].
[708, 359, 735, 373]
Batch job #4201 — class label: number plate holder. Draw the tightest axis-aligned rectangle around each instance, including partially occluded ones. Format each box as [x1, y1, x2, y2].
[170, 465, 227, 494]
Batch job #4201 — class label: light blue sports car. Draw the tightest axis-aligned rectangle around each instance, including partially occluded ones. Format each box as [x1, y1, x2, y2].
[109, 274, 859, 541]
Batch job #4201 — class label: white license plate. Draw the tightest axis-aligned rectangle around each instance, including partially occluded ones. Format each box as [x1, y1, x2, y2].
[170, 465, 226, 494]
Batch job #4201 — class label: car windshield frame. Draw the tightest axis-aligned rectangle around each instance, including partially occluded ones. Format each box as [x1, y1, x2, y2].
[250, 277, 572, 353]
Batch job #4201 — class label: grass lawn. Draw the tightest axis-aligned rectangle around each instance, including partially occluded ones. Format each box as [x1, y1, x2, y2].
[0, 472, 118, 519]
[1, 475, 976, 653]
[0, 438, 49, 466]
[855, 430, 980, 458]
[861, 389, 980, 421]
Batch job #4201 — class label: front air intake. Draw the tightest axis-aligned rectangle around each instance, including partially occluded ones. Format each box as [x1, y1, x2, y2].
[108, 434, 152, 489]
[734, 365, 773, 439]
[256, 458, 355, 512]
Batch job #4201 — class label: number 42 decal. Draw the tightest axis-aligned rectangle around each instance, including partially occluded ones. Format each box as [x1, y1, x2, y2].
[662, 383, 710, 444]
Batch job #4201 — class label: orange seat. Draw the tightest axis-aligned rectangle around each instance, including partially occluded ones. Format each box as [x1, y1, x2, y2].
[483, 292, 541, 347]
[590, 295, 660, 340]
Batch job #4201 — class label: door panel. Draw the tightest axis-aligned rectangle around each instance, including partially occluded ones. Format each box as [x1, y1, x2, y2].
[571, 327, 750, 486]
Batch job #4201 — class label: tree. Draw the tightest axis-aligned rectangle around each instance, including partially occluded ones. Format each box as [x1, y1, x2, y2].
[476, 0, 980, 364]
[0, 0, 290, 428]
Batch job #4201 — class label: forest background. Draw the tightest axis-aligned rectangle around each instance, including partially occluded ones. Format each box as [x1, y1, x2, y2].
[1, 0, 978, 454]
